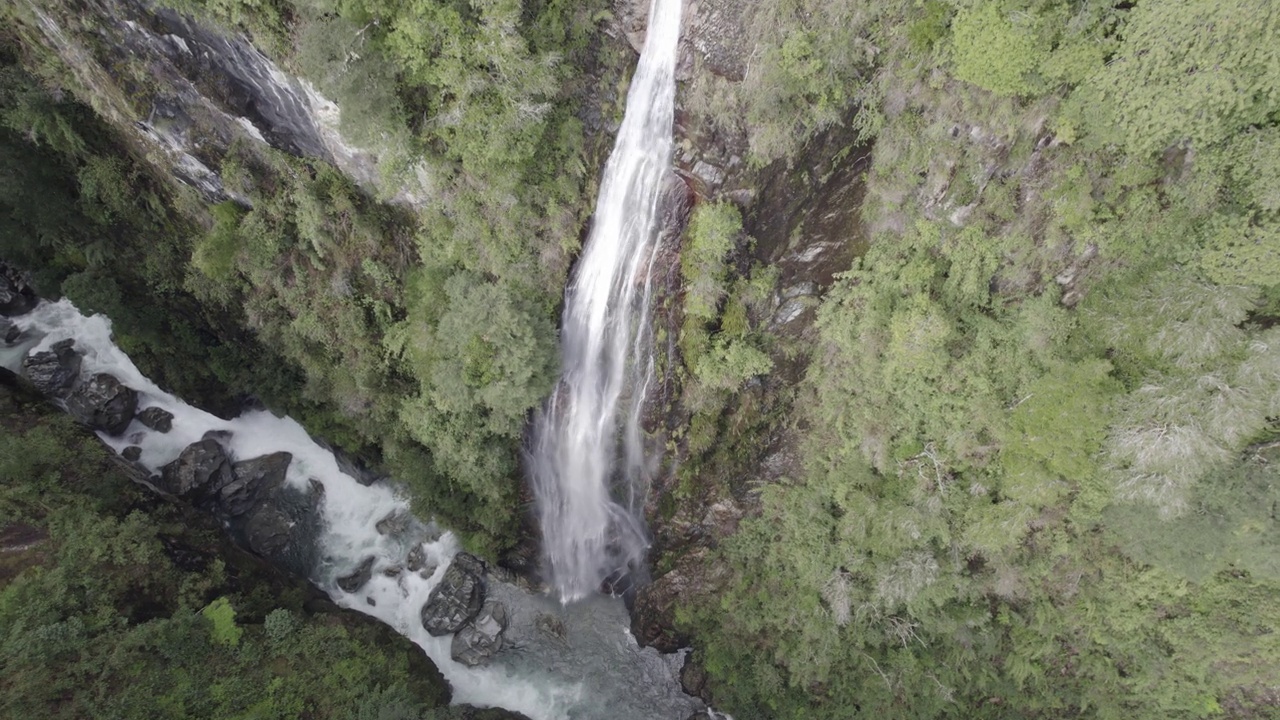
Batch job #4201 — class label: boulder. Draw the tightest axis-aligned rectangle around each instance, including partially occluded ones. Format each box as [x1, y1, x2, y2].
[22, 339, 81, 397]
[122, 446, 143, 462]
[217, 452, 291, 517]
[1, 317, 20, 345]
[159, 438, 233, 497]
[407, 544, 438, 578]
[375, 509, 409, 536]
[421, 553, 486, 636]
[0, 264, 37, 316]
[450, 600, 509, 667]
[337, 555, 376, 593]
[137, 406, 175, 433]
[243, 503, 293, 564]
[65, 373, 138, 435]
[239, 477, 324, 576]
[203, 428, 233, 443]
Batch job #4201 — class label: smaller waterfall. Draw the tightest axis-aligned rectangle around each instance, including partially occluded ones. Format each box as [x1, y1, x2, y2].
[529, 0, 684, 602]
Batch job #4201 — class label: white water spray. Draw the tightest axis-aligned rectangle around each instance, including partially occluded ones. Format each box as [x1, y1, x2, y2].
[529, 0, 684, 602]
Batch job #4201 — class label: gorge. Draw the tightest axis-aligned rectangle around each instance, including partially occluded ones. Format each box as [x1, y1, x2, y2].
[3, 0, 1280, 718]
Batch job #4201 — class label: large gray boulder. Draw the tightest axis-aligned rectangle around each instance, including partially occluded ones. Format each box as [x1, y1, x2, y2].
[65, 373, 138, 435]
[241, 477, 324, 576]
[137, 406, 174, 433]
[22, 339, 81, 397]
[1, 317, 20, 345]
[451, 600, 509, 667]
[421, 553, 486, 636]
[158, 438, 233, 497]
[217, 451, 291, 517]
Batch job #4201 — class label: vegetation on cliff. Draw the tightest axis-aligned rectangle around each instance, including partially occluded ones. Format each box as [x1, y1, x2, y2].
[0, 0, 623, 553]
[673, 0, 1280, 717]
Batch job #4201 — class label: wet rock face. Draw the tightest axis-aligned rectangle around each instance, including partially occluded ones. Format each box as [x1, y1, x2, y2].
[159, 438, 234, 497]
[145, 7, 330, 159]
[337, 555, 376, 593]
[137, 406, 174, 433]
[22, 339, 82, 397]
[451, 600, 509, 667]
[0, 264, 37, 316]
[613, 0, 748, 81]
[630, 559, 709, 653]
[218, 452, 292, 517]
[65, 373, 138, 436]
[658, 171, 694, 243]
[421, 553, 486, 636]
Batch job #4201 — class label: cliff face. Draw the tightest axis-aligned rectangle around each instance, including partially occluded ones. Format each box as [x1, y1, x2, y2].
[11, 0, 421, 206]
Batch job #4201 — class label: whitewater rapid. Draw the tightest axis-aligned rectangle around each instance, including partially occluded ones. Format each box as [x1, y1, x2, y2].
[1, 300, 702, 720]
[529, 0, 684, 602]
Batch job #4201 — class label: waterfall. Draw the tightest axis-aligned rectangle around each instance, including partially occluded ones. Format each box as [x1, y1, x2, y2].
[529, 0, 684, 602]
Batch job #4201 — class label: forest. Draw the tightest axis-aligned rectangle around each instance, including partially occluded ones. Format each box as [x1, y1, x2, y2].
[1, 0, 1278, 718]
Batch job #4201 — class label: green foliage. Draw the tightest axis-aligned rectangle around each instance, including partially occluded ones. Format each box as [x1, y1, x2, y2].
[681, 202, 742, 322]
[1075, 0, 1280, 155]
[675, 1, 1280, 717]
[192, 201, 246, 283]
[950, 2, 1046, 96]
[0, 390, 451, 719]
[202, 596, 243, 647]
[907, 0, 952, 53]
[692, 336, 773, 393]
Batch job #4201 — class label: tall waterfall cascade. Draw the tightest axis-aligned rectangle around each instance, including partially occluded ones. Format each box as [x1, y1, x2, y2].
[529, 0, 684, 602]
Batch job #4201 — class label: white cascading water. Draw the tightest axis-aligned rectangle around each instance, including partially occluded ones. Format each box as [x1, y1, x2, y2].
[529, 0, 684, 602]
[1, 300, 704, 720]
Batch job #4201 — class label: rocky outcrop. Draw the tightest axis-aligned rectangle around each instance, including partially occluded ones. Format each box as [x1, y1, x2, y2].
[337, 555, 376, 593]
[421, 552, 487, 636]
[22, 339, 81, 397]
[136, 406, 174, 432]
[0, 264, 37, 316]
[451, 600, 509, 667]
[65, 372, 138, 435]
[19, 0, 425, 206]
[158, 438, 233, 497]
